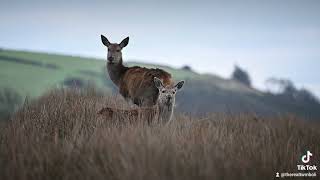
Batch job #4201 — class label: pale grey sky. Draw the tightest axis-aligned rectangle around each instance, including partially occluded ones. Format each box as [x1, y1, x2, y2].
[1, 0, 320, 97]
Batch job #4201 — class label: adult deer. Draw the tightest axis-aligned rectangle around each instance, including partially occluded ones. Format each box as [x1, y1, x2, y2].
[98, 77, 184, 124]
[101, 35, 184, 107]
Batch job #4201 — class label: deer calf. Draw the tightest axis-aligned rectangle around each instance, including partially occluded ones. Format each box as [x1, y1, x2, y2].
[101, 35, 183, 107]
[98, 77, 184, 124]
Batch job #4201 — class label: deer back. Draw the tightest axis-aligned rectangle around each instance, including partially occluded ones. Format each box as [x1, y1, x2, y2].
[119, 67, 173, 105]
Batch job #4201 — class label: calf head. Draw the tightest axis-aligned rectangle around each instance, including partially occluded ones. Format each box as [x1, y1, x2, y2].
[154, 77, 184, 106]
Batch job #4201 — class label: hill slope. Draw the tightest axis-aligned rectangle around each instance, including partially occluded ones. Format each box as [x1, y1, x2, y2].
[0, 49, 319, 120]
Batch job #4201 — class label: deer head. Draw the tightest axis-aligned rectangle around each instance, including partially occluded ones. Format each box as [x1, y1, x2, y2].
[154, 77, 184, 106]
[101, 35, 129, 64]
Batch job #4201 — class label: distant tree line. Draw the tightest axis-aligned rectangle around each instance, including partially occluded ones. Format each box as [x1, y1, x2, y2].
[265, 78, 318, 103]
[229, 65, 318, 104]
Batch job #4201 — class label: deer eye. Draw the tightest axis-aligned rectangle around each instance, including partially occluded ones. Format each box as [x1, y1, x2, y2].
[162, 90, 166, 93]
[172, 91, 176, 94]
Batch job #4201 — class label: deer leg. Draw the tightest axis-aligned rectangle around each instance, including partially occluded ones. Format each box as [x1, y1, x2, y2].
[123, 97, 138, 108]
[133, 98, 142, 106]
[141, 98, 155, 107]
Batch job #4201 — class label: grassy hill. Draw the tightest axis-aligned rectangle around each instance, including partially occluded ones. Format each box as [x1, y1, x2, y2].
[0, 49, 319, 120]
[0, 49, 257, 97]
[0, 49, 111, 97]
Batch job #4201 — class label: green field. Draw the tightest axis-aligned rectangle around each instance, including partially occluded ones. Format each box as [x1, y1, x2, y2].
[0, 49, 254, 98]
[0, 49, 110, 97]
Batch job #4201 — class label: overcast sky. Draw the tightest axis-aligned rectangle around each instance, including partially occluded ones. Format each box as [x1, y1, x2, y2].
[1, 0, 320, 97]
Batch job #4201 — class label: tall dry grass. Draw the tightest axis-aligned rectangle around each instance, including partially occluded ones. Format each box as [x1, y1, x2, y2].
[0, 88, 319, 180]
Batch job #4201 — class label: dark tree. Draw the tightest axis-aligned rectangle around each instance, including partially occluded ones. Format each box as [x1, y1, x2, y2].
[181, 65, 192, 72]
[231, 65, 251, 87]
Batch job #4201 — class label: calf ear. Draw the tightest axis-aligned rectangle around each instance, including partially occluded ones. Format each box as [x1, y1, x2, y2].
[120, 37, 129, 48]
[175, 80, 185, 90]
[101, 35, 111, 47]
[154, 77, 164, 89]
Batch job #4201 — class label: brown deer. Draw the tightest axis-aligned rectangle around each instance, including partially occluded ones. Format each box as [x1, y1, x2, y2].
[101, 35, 184, 107]
[98, 77, 184, 124]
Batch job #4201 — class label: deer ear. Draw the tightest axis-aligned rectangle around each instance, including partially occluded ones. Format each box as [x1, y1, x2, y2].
[120, 37, 129, 48]
[175, 80, 185, 90]
[101, 35, 111, 47]
[154, 77, 164, 89]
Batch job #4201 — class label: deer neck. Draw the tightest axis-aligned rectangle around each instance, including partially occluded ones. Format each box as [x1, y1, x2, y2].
[157, 103, 174, 123]
[107, 59, 128, 86]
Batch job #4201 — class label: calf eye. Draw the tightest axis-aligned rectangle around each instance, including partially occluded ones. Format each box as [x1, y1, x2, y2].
[162, 90, 166, 93]
[172, 91, 176, 94]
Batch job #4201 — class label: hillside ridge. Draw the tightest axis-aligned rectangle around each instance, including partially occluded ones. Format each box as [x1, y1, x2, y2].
[1, 49, 319, 120]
